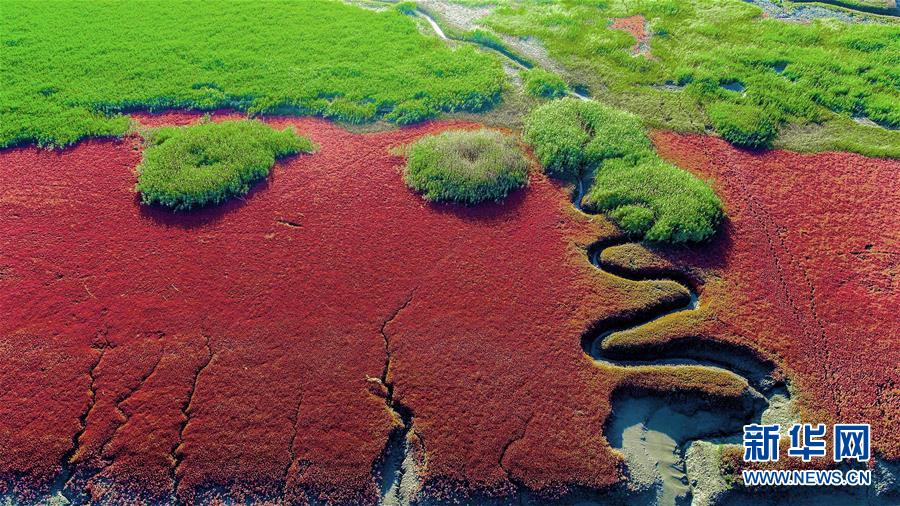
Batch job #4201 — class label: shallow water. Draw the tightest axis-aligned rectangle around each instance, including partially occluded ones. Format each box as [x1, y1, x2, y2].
[607, 395, 756, 506]
[721, 81, 746, 93]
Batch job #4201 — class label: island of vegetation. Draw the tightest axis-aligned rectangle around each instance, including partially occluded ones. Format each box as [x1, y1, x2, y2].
[524, 98, 722, 243]
[404, 128, 529, 205]
[135, 119, 314, 210]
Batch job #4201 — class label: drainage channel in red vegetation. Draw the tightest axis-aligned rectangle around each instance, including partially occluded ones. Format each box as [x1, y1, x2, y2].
[650, 132, 900, 460]
[0, 113, 701, 504]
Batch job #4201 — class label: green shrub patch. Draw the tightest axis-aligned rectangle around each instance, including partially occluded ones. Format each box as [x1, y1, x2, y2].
[523, 98, 722, 243]
[523, 98, 652, 179]
[583, 158, 723, 243]
[404, 129, 529, 205]
[708, 102, 777, 149]
[523, 69, 569, 99]
[136, 120, 314, 211]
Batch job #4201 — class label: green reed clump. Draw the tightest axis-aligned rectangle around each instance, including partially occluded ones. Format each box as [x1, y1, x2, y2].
[523, 98, 652, 178]
[524, 98, 722, 243]
[523, 68, 569, 99]
[136, 120, 314, 211]
[404, 129, 529, 205]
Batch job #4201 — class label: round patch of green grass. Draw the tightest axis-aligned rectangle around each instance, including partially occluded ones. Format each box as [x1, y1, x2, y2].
[404, 129, 529, 205]
[136, 119, 315, 210]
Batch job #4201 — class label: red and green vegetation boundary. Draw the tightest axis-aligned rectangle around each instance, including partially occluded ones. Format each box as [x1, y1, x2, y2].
[524, 98, 723, 243]
[1, 0, 897, 503]
[601, 131, 900, 462]
[2, 110, 896, 502]
[0, 0, 505, 148]
[136, 120, 315, 210]
[2, 114, 703, 503]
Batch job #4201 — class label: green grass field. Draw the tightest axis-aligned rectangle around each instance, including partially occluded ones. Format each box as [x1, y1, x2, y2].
[0, 0, 505, 148]
[484, 0, 900, 155]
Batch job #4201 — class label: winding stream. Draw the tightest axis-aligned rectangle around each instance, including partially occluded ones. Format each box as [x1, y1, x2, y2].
[571, 173, 795, 506]
[419, 10, 448, 40]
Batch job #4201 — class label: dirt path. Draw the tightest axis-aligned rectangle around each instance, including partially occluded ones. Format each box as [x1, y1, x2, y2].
[743, 0, 897, 21]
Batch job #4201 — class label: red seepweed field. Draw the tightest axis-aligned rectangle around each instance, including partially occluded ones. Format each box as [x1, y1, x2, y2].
[3, 0, 899, 503]
[1, 113, 708, 503]
[1, 112, 897, 504]
[648, 132, 900, 458]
